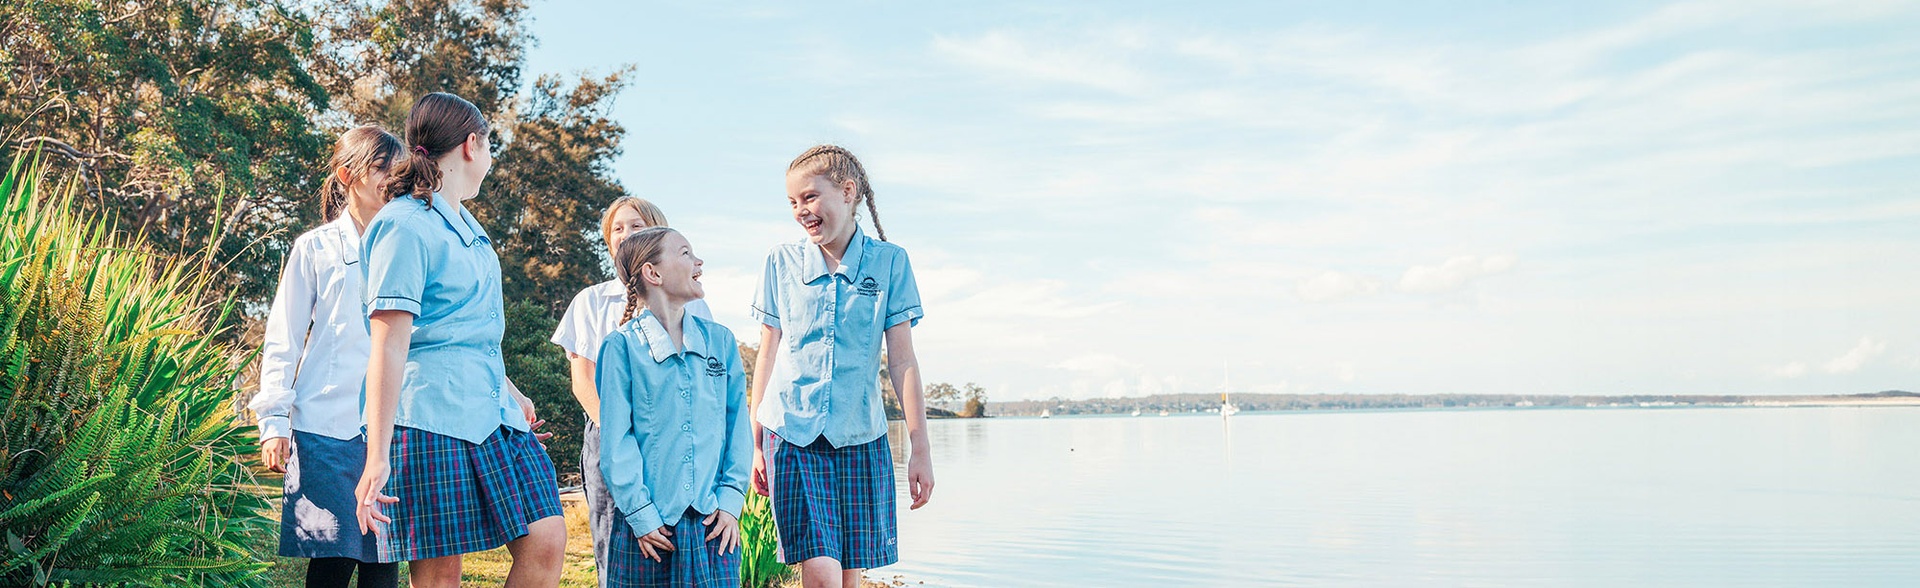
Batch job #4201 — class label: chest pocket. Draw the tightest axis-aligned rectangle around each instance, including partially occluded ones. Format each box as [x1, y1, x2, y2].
[842, 275, 880, 335]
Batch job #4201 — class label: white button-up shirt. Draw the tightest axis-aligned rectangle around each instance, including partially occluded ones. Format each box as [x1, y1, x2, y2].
[249, 214, 372, 441]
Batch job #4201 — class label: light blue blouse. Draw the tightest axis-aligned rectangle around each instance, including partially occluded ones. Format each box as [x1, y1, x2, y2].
[360, 193, 527, 444]
[750, 227, 924, 448]
[596, 308, 751, 533]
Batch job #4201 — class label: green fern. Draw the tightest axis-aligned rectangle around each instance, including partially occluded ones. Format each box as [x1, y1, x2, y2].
[0, 156, 272, 586]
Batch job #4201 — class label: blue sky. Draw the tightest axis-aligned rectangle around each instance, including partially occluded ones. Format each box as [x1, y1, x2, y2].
[521, 0, 1920, 400]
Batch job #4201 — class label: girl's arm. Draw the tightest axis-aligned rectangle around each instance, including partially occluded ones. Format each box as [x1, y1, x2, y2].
[716, 341, 752, 517]
[596, 333, 666, 535]
[251, 240, 318, 471]
[748, 325, 781, 496]
[568, 355, 600, 424]
[885, 323, 935, 509]
[355, 310, 411, 534]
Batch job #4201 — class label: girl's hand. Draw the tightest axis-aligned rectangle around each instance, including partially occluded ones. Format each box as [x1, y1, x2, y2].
[703, 510, 741, 555]
[751, 447, 770, 496]
[637, 525, 675, 562]
[907, 449, 935, 510]
[261, 436, 293, 473]
[354, 460, 400, 535]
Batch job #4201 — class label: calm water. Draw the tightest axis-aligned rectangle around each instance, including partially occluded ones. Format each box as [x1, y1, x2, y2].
[874, 407, 1920, 587]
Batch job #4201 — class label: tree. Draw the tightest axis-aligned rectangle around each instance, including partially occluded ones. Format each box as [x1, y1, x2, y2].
[962, 382, 988, 418]
[926, 382, 960, 408]
[2, 0, 337, 307]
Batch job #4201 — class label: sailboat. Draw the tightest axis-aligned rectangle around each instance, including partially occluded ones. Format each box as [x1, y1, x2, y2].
[1220, 361, 1241, 417]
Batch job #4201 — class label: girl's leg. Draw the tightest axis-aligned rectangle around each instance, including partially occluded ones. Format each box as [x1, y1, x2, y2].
[356, 561, 399, 588]
[408, 555, 462, 588]
[798, 557, 845, 588]
[503, 514, 567, 587]
[843, 568, 864, 587]
[305, 557, 357, 588]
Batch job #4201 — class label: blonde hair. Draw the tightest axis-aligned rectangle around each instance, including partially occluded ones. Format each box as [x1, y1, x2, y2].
[615, 227, 678, 324]
[601, 197, 669, 254]
[788, 144, 886, 241]
[319, 125, 403, 220]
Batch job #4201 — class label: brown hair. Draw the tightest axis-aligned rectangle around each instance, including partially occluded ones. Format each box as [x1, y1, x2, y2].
[600, 197, 669, 254]
[384, 92, 489, 205]
[319, 125, 403, 220]
[788, 144, 886, 241]
[615, 227, 678, 324]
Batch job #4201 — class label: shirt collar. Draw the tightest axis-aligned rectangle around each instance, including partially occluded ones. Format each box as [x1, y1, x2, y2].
[596, 279, 626, 300]
[429, 192, 489, 246]
[325, 212, 362, 264]
[802, 226, 869, 283]
[633, 308, 709, 363]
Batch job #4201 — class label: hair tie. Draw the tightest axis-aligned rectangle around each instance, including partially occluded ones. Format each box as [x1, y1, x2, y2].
[411, 145, 429, 157]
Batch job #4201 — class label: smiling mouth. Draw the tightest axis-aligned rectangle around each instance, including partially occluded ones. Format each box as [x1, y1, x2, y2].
[800, 216, 822, 231]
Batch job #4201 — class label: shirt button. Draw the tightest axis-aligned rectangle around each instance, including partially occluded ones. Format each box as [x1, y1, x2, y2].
[490, 311, 498, 319]
[487, 348, 496, 356]
[682, 424, 691, 432]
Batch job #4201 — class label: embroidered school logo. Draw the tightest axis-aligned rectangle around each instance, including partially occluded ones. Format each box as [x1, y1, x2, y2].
[705, 356, 725, 377]
[857, 276, 881, 296]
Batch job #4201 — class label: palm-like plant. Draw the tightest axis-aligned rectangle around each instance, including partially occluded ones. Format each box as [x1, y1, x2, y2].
[0, 156, 270, 586]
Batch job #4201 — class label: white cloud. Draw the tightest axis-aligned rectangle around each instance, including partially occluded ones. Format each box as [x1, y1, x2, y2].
[931, 30, 1151, 93]
[1397, 255, 1519, 294]
[1296, 271, 1383, 303]
[1823, 337, 1887, 374]
[1771, 361, 1809, 379]
[1051, 353, 1130, 374]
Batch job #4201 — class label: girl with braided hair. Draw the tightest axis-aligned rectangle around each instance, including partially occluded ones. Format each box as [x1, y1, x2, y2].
[749, 144, 933, 588]
[250, 124, 402, 588]
[551, 197, 713, 585]
[594, 227, 752, 587]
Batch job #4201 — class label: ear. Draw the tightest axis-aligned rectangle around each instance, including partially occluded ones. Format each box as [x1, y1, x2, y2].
[640, 261, 666, 287]
[334, 165, 354, 186]
[841, 179, 859, 203]
[463, 132, 485, 161]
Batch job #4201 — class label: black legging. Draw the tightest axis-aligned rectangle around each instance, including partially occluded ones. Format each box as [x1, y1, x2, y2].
[306, 557, 398, 588]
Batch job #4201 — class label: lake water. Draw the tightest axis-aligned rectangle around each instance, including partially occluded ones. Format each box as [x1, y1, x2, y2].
[874, 407, 1920, 587]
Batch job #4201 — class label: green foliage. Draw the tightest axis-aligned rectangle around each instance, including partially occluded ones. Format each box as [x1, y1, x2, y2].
[737, 492, 792, 588]
[502, 299, 582, 478]
[0, 157, 271, 586]
[1, 0, 337, 306]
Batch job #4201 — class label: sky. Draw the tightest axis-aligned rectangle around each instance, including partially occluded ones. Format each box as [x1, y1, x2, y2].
[518, 0, 1920, 401]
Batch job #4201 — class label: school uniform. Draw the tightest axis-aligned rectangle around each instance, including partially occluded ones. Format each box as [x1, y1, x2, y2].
[596, 308, 751, 588]
[249, 213, 381, 562]
[360, 193, 563, 562]
[552, 280, 712, 586]
[750, 227, 923, 569]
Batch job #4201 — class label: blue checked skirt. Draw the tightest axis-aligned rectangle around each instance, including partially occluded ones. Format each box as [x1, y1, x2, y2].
[377, 425, 564, 562]
[606, 508, 742, 588]
[766, 433, 898, 569]
[278, 431, 382, 560]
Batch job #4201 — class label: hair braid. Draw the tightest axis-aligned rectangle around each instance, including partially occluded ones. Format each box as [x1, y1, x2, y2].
[620, 270, 645, 324]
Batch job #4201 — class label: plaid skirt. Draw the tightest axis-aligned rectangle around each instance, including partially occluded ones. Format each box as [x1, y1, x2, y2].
[377, 425, 563, 562]
[606, 508, 742, 588]
[765, 433, 898, 569]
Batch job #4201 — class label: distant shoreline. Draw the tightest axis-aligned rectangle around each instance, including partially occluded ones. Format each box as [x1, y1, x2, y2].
[983, 390, 1920, 417]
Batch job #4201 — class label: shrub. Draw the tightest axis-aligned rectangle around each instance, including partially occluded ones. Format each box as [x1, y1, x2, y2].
[738, 491, 791, 588]
[0, 157, 270, 586]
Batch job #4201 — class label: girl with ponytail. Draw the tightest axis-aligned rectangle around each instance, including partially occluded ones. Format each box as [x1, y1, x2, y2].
[250, 125, 402, 588]
[593, 227, 752, 586]
[550, 197, 715, 584]
[353, 92, 566, 586]
[748, 144, 933, 588]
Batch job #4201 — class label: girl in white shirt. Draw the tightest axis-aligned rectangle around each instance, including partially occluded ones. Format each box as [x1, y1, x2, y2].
[551, 197, 711, 586]
[249, 125, 402, 588]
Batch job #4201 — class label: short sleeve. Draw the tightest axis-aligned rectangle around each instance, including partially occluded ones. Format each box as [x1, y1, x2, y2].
[749, 251, 781, 328]
[362, 215, 430, 317]
[551, 289, 591, 358]
[885, 249, 924, 329]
